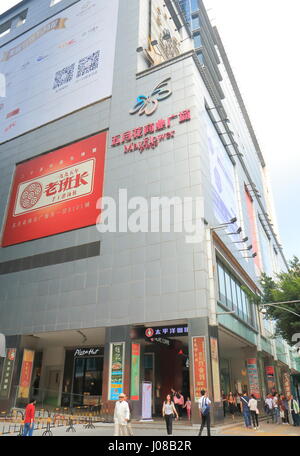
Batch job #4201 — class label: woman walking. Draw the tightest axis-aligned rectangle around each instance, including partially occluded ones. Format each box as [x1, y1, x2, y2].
[162, 394, 178, 435]
[227, 392, 236, 420]
[183, 397, 192, 421]
[248, 394, 259, 429]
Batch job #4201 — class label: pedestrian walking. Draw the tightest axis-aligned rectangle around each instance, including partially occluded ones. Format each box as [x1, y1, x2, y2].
[280, 395, 289, 424]
[272, 393, 281, 424]
[124, 394, 134, 436]
[162, 394, 178, 436]
[265, 393, 274, 424]
[183, 397, 192, 421]
[289, 395, 300, 426]
[221, 390, 227, 417]
[248, 394, 259, 429]
[174, 391, 184, 419]
[198, 390, 211, 437]
[227, 392, 236, 420]
[236, 393, 242, 414]
[113, 393, 130, 436]
[240, 392, 251, 429]
[23, 398, 36, 436]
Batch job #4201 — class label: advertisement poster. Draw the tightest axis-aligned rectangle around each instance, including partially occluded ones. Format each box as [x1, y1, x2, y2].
[265, 365, 276, 392]
[210, 337, 221, 402]
[130, 343, 140, 401]
[283, 372, 292, 397]
[1, 132, 107, 246]
[192, 337, 207, 401]
[247, 358, 261, 399]
[18, 349, 35, 399]
[0, 0, 119, 142]
[142, 382, 152, 420]
[0, 348, 17, 399]
[206, 117, 238, 227]
[109, 343, 125, 401]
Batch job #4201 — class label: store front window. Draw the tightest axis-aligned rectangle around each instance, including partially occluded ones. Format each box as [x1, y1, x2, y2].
[62, 347, 104, 408]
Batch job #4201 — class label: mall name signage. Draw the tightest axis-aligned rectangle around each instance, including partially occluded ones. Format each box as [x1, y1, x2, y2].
[111, 109, 191, 154]
[74, 348, 100, 357]
[145, 325, 188, 338]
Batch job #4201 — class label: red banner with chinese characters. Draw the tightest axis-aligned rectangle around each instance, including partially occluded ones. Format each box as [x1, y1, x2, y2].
[1, 132, 107, 246]
[18, 349, 35, 399]
[192, 337, 207, 401]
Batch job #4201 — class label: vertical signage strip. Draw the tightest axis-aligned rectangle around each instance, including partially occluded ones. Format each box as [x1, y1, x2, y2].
[247, 358, 261, 399]
[192, 337, 207, 402]
[108, 342, 125, 401]
[0, 348, 17, 399]
[18, 349, 35, 399]
[130, 343, 140, 400]
[210, 337, 221, 402]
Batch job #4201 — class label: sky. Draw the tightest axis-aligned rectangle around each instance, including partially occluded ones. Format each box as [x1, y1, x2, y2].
[1, 0, 299, 263]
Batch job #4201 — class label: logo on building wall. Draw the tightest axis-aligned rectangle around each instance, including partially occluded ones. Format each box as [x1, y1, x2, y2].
[129, 78, 172, 116]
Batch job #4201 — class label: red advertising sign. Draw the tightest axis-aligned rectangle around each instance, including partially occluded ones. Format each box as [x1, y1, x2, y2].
[192, 337, 207, 401]
[18, 349, 35, 399]
[1, 133, 107, 246]
[265, 366, 275, 376]
[247, 358, 261, 399]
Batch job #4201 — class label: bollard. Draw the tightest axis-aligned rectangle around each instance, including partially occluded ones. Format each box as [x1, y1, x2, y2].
[42, 418, 53, 436]
[66, 416, 76, 433]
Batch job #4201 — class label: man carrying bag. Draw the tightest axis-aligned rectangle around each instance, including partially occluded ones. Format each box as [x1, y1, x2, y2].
[198, 390, 211, 437]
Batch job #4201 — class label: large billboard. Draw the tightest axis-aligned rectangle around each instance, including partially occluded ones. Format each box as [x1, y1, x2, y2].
[1, 132, 107, 246]
[0, 0, 119, 143]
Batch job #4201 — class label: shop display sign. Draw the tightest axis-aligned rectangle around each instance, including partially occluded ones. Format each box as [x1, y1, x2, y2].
[111, 109, 191, 154]
[130, 344, 140, 401]
[74, 348, 100, 357]
[247, 358, 261, 399]
[283, 372, 292, 397]
[192, 337, 207, 401]
[0, 348, 17, 399]
[109, 343, 125, 401]
[142, 382, 152, 420]
[18, 349, 35, 399]
[1, 132, 107, 246]
[144, 325, 188, 339]
[210, 337, 221, 403]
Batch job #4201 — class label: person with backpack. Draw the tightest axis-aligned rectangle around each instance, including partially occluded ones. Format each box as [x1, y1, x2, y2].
[265, 393, 274, 424]
[198, 389, 211, 436]
[162, 394, 178, 435]
[240, 392, 251, 429]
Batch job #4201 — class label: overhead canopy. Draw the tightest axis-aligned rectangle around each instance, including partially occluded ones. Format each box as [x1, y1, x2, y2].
[0, 333, 6, 357]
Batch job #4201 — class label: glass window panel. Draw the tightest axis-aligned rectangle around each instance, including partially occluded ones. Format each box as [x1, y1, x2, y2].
[193, 32, 201, 48]
[197, 51, 204, 65]
[191, 15, 200, 30]
[191, 0, 199, 12]
[224, 270, 233, 310]
[217, 263, 226, 305]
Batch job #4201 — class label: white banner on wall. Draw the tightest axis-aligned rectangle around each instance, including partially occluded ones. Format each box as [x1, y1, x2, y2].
[206, 116, 239, 230]
[0, 0, 119, 143]
[141, 382, 153, 421]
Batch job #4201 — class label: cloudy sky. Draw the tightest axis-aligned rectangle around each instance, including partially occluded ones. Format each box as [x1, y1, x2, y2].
[1, 0, 299, 263]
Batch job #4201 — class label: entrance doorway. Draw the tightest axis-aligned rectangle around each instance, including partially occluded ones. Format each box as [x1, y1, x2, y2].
[143, 336, 190, 418]
[45, 368, 61, 406]
[72, 356, 103, 406]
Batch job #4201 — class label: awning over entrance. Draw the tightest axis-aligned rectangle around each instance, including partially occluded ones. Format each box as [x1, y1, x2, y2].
[0, 333, 6, 357]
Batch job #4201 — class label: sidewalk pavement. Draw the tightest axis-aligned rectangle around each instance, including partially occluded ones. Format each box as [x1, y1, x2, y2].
[2, 420, 300, 437]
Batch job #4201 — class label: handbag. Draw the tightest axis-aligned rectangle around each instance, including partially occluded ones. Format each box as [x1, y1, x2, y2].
[256, 408, 260, 415]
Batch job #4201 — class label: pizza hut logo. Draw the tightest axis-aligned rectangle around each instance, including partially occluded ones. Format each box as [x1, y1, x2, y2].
[145, 328, 154, 338]
[20, 182, 43, 209]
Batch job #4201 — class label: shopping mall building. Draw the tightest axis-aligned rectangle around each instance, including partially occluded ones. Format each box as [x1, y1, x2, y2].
[0, 0, 299, 424]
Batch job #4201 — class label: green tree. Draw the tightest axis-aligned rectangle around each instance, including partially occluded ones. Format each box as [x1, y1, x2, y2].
[260, 256, 300, 343]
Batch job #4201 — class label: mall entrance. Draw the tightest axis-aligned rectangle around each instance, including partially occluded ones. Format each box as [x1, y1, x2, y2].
[141, 324, 190, 418]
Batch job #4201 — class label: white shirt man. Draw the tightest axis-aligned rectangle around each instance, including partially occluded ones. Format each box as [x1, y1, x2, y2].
[114, 393, 130, 436]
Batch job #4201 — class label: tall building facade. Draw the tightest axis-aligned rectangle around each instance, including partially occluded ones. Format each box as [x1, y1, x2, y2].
[0, 0, 299, 423]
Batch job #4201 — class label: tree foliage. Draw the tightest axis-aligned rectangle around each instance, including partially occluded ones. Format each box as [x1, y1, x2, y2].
[260, 256, 300, 344]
